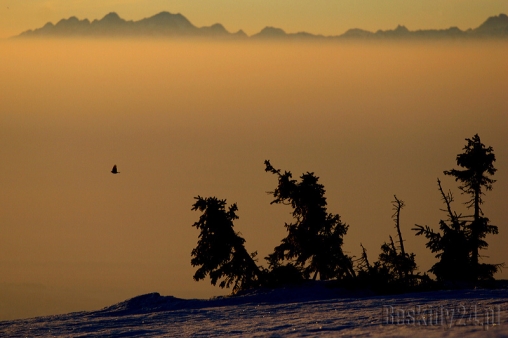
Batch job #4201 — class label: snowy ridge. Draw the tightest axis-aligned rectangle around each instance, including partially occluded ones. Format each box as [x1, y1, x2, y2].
[1, 285, 507, 337]
[93, 281, 368, 316]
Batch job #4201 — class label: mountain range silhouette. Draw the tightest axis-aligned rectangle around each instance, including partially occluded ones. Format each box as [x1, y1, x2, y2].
[17, 12, 508, 39]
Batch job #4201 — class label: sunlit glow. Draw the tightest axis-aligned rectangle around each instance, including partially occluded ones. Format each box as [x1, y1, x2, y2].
[0, 39, 507, 320]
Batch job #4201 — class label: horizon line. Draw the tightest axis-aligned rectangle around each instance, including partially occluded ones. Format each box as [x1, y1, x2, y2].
[13, 11, 508, 40]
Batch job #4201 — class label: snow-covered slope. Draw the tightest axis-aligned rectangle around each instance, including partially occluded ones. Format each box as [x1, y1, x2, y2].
[1, 284, 507, 337]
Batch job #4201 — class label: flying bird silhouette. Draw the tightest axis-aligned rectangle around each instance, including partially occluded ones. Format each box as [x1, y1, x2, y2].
[111, 165, 120, 174]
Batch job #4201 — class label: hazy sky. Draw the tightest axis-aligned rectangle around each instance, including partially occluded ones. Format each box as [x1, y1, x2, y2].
[1, 39, 507, 320]
[1, 0, 508, 322]
[1, 0, 508, 38]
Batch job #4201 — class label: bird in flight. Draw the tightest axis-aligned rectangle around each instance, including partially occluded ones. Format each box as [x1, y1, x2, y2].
[111, 165, 120, 174]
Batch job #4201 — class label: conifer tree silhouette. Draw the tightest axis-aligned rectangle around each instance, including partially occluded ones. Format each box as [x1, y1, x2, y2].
[356, 196, 420, 291]
[414, 134, 500, 282]
[413, 179, 472, 282]
[443, 134, 499, 280]
[190, 196, 261, 293]
[264, 160, 355, 281]
[377, 196, 418, 285]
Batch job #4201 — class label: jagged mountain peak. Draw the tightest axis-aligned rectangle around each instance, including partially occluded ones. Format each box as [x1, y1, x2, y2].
[143, 11, 193, 25]
[252, 26, 287, 38]
[56, 16, 79, 25]
[15, 12, 508, 40]
[100, 12, 123, 22]
[235, 29, 247, 37]
[394, 25, 409, 32]
[483, 13, 508, 25]
[261, 26, 286, 34]
[474, 13, 508, 35]
[151, 11, 183, 18]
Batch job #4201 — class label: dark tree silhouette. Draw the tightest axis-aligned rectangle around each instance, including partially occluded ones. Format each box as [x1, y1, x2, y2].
[413, 179, 473, 282]
[377, 196, 418, 285]
[377, 236, 418, 285]
[356, 196, 424, 292]
[264, 160, 355, 281]
[392, 196, 406, 259]
[444, 134, 499, 281]
[355, 243, 394, 292]
[190, 196, 261, 293]
[358, 244, 372, 272]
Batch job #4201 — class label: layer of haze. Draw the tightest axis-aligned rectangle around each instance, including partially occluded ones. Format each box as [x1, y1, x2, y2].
[1, 39, 507, 320]
[1, 0, 508, 39]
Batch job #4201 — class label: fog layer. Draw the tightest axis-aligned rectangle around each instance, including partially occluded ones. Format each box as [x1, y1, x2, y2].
[1, 40, 507, 320]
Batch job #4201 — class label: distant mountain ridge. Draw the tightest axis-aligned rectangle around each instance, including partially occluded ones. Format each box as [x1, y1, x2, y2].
[17, 12, 508, 39]
[18, 11, 246, 39]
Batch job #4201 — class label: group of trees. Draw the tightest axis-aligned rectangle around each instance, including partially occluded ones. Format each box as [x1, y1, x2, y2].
[413, 134, 500, 283]
[189, 134, 502, 294]
[355, 196, 425, 292]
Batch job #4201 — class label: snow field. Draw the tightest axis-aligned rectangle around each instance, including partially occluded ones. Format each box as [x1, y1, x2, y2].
[0, 286, 507, 337]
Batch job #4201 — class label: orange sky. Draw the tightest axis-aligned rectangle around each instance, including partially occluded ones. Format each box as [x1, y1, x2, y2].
[1, 39, 507, 319]
[1, 0, 508, 39]
[1, 0, 507, 324]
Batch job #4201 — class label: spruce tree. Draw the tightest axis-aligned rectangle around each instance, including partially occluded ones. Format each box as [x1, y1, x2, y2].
[356, 198, 421, 292]
[190, 196, 261, 293]
[264, 160, 355, 281]
[413, 179, 472, 282]
[443, 134, 499, 280]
